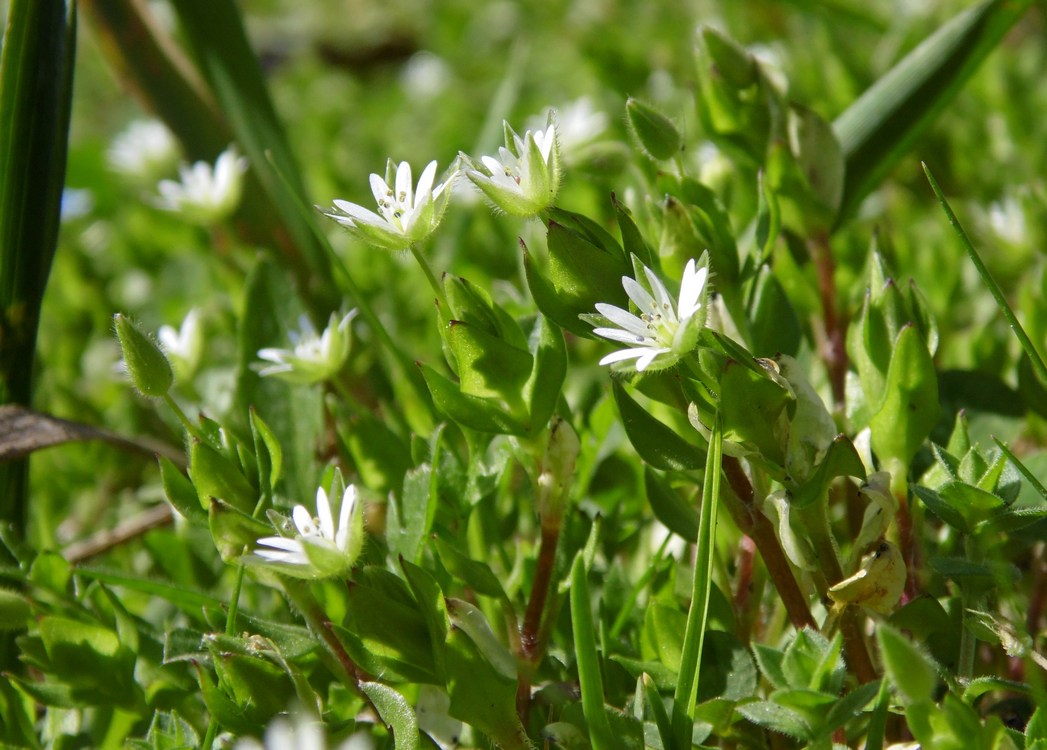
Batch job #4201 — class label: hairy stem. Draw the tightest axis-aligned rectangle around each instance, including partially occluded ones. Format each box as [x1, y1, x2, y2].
[722, 457, 816, 630]
[809, 232, 847, 409]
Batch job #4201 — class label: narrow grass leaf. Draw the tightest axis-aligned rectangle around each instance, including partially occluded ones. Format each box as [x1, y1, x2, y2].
[673, 408, 722, 744]
[570, 554, 618, 750]
[833, 0, 1032, 225]
[924, 163, 1047, 388]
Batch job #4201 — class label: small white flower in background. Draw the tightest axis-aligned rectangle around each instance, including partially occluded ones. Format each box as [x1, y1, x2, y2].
[158, 308, 204, 379]
[156, 145, 248, 225]
[465, 122, 560, 217]
[324, 160, 456, 251]
[108, 119, 179, 185]
[528, 98, 608, 156]
[589, 256, 710, 372]
[233, 712, 373, 750]
[253, 484, 364, 579]
[257, 310, 357, 384]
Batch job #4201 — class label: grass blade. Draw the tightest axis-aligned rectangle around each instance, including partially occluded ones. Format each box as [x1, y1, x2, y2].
[170, 1, 339, 314]
[672, 408, 723, 745]
[833, 0, 1032, 225]
[0, 0, 77, 528]
[924, 163, 1047, 387]
[570, 553, 617, 750]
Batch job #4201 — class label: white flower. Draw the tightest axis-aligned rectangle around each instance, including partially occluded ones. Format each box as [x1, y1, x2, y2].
[529, 98, 608, 156]
[156, 145, 247, 225]
[158, 308, 204, 379]
[466, 123, 560, 217]
[234, 714, 371, 750]
[254, 485, 364, 579]
[324, 160, 455, 251]
[257, 311, 357, 384]
[108, 119, 179, 185]
[590, 257, 709, 372]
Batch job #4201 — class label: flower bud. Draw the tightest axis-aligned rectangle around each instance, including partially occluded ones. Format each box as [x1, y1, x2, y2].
[114, 313, 173, 397]
[625, 98, 682, 161]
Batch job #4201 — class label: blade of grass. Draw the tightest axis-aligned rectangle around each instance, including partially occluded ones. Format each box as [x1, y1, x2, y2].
[924, 163, 1047, 387]
[833, 0, 1032, 226]
[170, 1, 339, 314]
[570, 553, 618, 750]
[82, 0, 335, 314]
[991, 437, 1047, 501]
[672, 408, 723, 747]
[0, 0, 77, 530]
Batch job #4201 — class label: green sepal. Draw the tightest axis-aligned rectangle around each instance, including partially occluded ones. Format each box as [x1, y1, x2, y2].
[113, 313, 173, 398]
[193, 662, 257, 736]
[208, 643, 289, 720]
[869, 323, 940, 468]
[190, 438, 257, 514]
[626, 97, 682, 161]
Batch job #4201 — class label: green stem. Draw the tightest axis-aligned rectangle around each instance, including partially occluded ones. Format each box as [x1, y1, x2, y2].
[225, 564, 246, 636]
[162, 393, 204, 442]
[957, 534, 984, 680]
[281, 580, 360, 689]
[409, 243, 449, 314]
[201, 720, 219, 750]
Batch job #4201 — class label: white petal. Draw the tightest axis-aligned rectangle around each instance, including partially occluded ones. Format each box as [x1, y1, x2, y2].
[315, 488, 335, 539]
[594, 303, 651, 338]
[643, 266, 676, 321]
[292, 504, 318, 537]
[599, 347, 661, 366]
[256, 536, 305, 553]
[635, 349, 669, 372]
[621, 277, 658, 315]
[677, 260, 707, 320]
[330, 200, 388, 228]
[415, 160, 438, 203]
[369, 173, 392, 206]
[335, 485, 357, 550]
[395, 161, 413, 207]
[592, 327, 652, 345]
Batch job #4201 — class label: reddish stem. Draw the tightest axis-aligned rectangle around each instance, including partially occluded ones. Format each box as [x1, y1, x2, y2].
[809, 232, 848, 409]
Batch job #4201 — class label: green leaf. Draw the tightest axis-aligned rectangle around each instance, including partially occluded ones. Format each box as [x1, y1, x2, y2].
[833, 0, 1033, 225]
[337, 410, 411, 497]
[522, 315, 567, 433]
[643, 467, 699, 541]
[720, 360, 791, 470]
[0, 0, 76, 521]
[361, 682, 421, 750]
[387, 463, 436, 564]
[736, 700, 811, 740]
[570, 554, 619, 750]
[171, 1, 337, 312]
[443, 601, 527, 750]
[749, 267, 800, 359]
[75, 567, 223, 615]
[189, 438, 257, 514]
[400, 559, 449, 677]
[673, 409, 722, 744]
[612, 382, 704, 471]
[869, 323, 939, 468]
[877, 623, 937, 706]
[249, 408, 282, 493]
[159, 455, 205, 523]
[434, 539, 507, 600]
[0, 588, 31, 631]
[418, 362, 526, 434]
[235, 258, 323, 502]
